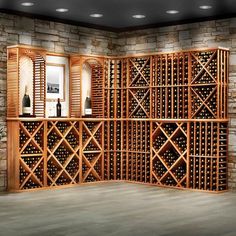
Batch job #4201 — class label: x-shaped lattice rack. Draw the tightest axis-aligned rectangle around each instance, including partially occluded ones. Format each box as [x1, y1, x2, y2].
[152, 122, 187, 187]
[82, 121, 103, 182]
[47, 121, 80, 186]
[19, 121, 45, 189]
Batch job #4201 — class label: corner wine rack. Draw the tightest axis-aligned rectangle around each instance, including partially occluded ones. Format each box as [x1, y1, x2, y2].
[7, 45, 229, 192]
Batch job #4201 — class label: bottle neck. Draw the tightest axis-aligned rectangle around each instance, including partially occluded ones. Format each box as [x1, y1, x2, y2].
[25, 86, 28, 95]
[86, 90, 90, 98]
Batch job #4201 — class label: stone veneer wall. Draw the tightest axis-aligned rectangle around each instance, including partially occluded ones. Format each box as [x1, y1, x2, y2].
[1, 12, 236, 190]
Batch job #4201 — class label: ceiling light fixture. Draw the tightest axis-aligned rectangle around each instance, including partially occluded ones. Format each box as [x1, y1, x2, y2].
[199, 5, 212, 10]
[21, 2, 34, 7]
[166, 10, 179, 14]
[90, 13, 103, 18]
[56, 8, 69, 13]
[132, 14, 146, 19]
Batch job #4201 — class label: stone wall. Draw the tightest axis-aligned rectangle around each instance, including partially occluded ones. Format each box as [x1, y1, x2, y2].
[0, 13, 119, 191]
[1, 12, 236, 190]
[118, 18, 236, 189]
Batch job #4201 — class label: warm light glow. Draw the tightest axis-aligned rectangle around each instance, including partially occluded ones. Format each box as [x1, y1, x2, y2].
[199, 5, 212, 10]
[21, 2, 34, 7]
[90, 13, 103, 18]
[132, 14, 146, 19]
[166, 10, 179, 14]
[56, 8, 69, 13]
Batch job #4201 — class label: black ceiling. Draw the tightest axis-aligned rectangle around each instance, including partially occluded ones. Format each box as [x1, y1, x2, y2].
[0, 0, 236, 32]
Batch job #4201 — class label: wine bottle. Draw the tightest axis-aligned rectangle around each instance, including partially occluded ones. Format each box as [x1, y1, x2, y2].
[22, 85, 31, 116]
[84, 91, 92, 116]
[56, 98, 61, 117]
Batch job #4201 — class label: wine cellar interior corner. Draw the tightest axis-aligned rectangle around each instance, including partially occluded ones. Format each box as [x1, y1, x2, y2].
[7, 45, 229, 192]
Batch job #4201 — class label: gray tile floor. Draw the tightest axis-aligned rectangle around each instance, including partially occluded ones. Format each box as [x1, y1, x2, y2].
[0, 182, 236, 236]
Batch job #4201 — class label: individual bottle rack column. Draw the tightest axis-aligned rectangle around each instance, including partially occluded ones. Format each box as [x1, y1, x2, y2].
[218, 49, 229, 119]
[91, 62, 104, 118]
[127, 57, 151, 118]
[19, 121, 46, 190]
[151, 122, 188, 188]
[47, 121, 80, 186]
[189, 122, 227, 191]
[104, 59, 123, 118]
[122, 121, 128, 180]
[126, 121, 150, 183]
[82, 121, 103, 182]
[122, 59, 128, 119]
[104, 121, 124, 180]
[152, 53, 189, 119]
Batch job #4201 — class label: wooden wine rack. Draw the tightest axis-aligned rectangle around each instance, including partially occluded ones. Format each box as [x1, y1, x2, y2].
[82, 121, 103, 182]
[104, 120, 124, 180]
[127, 57, 151, 118]
[7, 46, 229, 192]
[47, 120, 81, 186]
[151, 121, 188, 188]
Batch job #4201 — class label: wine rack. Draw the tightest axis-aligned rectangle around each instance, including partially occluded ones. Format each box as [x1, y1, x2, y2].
[7, 47, 229, 192]
[126, 121, 150, 183]
[104, 121, 124, 180]
[190, 50, 218, 119]
[189, 122, 227, 191]
[19, 121, 45, 189]
[151, 122, 188, 188]
[82, 121, 103, 182]
[104, 59, 124, 118]
[127, 57, 151, 118]
[152, 53, 189, 119]
[91, 62, 104, 118]
[47, 121, 80, 186]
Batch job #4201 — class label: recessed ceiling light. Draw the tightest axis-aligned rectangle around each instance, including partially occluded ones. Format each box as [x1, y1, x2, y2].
[90, 13, 103, 18]
[199, 5, 212, 10]
[166, 10, 179, 14]
[132, 14, 146, 19]
[56, 8, 69, 13]
[21, 2, 34, 7]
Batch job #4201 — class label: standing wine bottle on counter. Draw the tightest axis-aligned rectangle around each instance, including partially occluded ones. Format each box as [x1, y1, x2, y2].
[56, 98, 61, 117]
[22, 85, 31, 116]
[84, 91, 92, 116]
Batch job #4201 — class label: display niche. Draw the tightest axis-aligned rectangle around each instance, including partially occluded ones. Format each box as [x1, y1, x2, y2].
[7, 46, 46, 118]
[70, 56, 104, 118]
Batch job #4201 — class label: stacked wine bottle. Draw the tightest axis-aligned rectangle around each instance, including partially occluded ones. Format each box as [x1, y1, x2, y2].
[91, 63, 103, 118]
[152, 122, 187, 187]
[82, 121, 103, 182]
[128, 57, 151, 118]
[47, 121, 81, 186]
[152, 54, 188, 119]
[19, 121, 44, 189]
[126, 121, 150, 182]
